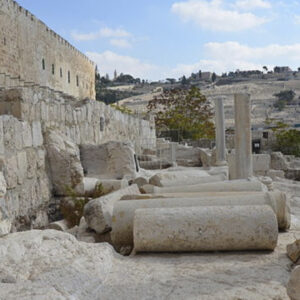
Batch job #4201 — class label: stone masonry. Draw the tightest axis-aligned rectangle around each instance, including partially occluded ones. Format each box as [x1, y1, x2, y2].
[0, 0, 95, 99]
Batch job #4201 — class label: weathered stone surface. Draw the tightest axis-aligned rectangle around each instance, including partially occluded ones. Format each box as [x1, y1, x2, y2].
[132, 177, 148, 188]
[111, 191, 288, 248]
[133, 205, 278, 252]
[199, 148, 212, 167]
[234, 94, 253, 179]
[287, 266, 300, 300]
[84, 184, 140, 234]
[142, 179, 267, 194]
[253, 154, 271, 173]
[44, 130, 84, 196]
[0, 206, 11, 236]
[0, 172, 7, 197]
[80, 141, 138, 180]
[271, 152, 289, 171]
[31, 121, 43, 147]
[287, 240, 300, 263]
[149, 170, 226, 187]
[47, 219, 69, 232]
[267, 169, 285, 180]
[0, 229, 294, 299]
[83, 177, 128, 196]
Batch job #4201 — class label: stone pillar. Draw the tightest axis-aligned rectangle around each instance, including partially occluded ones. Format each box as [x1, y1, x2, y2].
[111, 191, 288, 248]
[169, 142, 176, 165]
[234, 94, 253, 179]
[214, 97, 227, 166]
[133, 205, 278, 252]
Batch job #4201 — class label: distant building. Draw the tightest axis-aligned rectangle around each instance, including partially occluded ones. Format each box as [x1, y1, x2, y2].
[201, 72, 213, 81]
[274, 66, 292, 73]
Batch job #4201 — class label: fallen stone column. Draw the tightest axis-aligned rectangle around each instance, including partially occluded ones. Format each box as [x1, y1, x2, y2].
[111, 191, 288, 248]
[149, 173, 226, 187]
[133, 205, 278, 252]
[142, 179, 267, 194]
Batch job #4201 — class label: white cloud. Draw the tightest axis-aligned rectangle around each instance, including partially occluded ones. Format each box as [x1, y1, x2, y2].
[86, 42, 300, 81]
[110, 38, 132, 48]
[235, 0, 271, 10]
[71, 27, 131, 41]
[169, 42, 300, 77]
[294, 15, 300, 24]
[86, 51, 158, 79]
[171, 0, 268, 31]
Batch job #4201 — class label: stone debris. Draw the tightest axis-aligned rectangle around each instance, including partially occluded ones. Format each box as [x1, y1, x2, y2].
[287, 266, 300, 300]
[83, 177, 128, 196]
[287, 239, 300, 263]
[46, 219, 69, 232]
[84, 184, 140, 234]
[131, 177, 148, 188]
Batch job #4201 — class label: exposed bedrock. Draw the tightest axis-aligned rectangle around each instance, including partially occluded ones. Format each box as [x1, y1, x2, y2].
[133, 205, 278, 252]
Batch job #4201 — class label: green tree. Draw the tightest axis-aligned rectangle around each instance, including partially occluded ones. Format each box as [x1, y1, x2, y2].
[275, 129, 300, 157]
[265, 119, 300, 157]
[212, 72, 217, 82]
[273, 90, 296, 111]
[147, 86, 215, 140]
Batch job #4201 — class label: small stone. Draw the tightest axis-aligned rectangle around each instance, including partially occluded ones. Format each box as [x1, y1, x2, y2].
[287, 240, 300, 263]
[287, 266, 300, 300]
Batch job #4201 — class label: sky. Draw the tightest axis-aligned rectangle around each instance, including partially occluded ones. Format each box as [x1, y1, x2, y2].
[16, 0, 300, 81]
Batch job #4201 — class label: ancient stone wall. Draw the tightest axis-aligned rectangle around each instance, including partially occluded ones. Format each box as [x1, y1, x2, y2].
[0, 0, 95, 99]
[0, 87, 156, 229]
[0, 114, 51, 229]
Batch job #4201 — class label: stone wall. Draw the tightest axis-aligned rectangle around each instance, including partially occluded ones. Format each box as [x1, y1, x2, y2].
[0, 115, 51, 230]
[0, 0, 95, 99]
[0, 87, 156, 229]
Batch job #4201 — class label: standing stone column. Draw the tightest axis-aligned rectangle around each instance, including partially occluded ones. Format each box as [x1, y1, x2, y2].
[234, 94, 253, 179]
[214, 97, 227, 166]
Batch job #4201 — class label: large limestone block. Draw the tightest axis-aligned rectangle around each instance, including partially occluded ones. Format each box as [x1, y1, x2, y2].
[287, 240, 300, 263]
[111, 191, 288, 248]
[143, 179, 267, 194]
[149, 171, 226, 187]
[84, 184, 140, 234]
[133, 205, 278, 252]
[253, 154, 271, 173]
[271, 152, 289, 171]
[44, 130, 84, 196]
[287, 266, 300, 300]
[80, 141, 138, 180]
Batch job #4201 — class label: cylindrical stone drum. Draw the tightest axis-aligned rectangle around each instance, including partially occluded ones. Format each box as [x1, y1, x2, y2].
[150, 179, 267, 194]
[133, 205, 278, 252]
[111, 191, 289, 249]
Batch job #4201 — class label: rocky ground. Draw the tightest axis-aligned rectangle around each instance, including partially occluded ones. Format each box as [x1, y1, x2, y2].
[0, 176, 299, 300]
